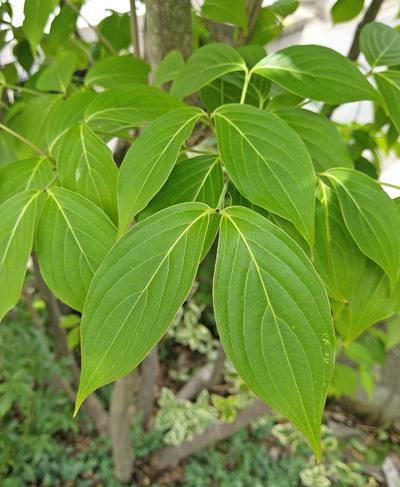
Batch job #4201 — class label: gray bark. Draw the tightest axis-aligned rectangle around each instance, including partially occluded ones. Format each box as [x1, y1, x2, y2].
[137, 346, 159, 427]
[110, 370, 139, 483]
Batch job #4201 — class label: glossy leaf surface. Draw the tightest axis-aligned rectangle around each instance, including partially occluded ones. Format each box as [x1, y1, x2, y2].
[0, 191, 37, 321]
[273, 108, 353, 171]
[58, 124, 118, 224]
[37, 188, 117, 312]
[323, 168, 399, 288]
[118, 107, 204, 235]
[214, 104, 315, 245]
[214, 206, 334, 458]
[171, 44, 247, 99]
[76, 203, 211, 412]
[253, 45, 379, 104]
[360, 22, 400, 67]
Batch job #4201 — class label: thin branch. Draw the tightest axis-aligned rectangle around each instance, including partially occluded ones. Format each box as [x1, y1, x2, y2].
[0, 122, 53, 160]
[129, 0, 141, 58]
[150, 398, 270, 471]
[208, 344, 226, 389]
[348, 0, 386, 61]
[176, 365, 212, 400]
[236, 0, 263, 47]
[64, 0, 118, 56]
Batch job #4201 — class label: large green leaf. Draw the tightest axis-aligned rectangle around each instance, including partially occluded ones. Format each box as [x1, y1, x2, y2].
[335, 259, 400, 345]
[36, 188, 117, 312]
[273, 108, 353, 172]
[22, 0, 56, 54]
[313, 184, 366, 302]
[252, 45, 379, 104]
[214, 104, 315, 245]
[331, 0, 364, 24]
[0, 191, 38, 322]
[0, 158, 53, 206]
[375, 70, 400, 133]
[202, 0, 247, 33]
[75, 203, 211, 412]
[84, 85, 184, 136]
[45, 91, 98, 152]
[118, 107, 205, 235]
[360, 22, 400, 68]
[171, 44, 247, 99]
[322, 168, 399, 288]
[248, 7, 282, 46]
[58, 124, 118, 224]
[36, 51, 76, 94]
[41, 5, 78, 55]
[97, 12, 131, 52]
[214, 206, 334, 458]
[85, 56, 150, 89]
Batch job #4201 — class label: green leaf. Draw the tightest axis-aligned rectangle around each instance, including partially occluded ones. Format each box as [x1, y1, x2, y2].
[153, 50, 185, 88]
[22, 0, 56, 54]
[85, 56, 150, 89]
[14, 40, 34, 72]
[331, 0, 364, 24]
[313, 184, 366, 302]
[36, 51, 76, 94]
[360, 22, 400, 68]
[118, 107, 205, 235]
[228, 182, 269, 217]
[214, 104, 315, 245]
[202, 0, 247, 33]
[97, 12, 131, 52]
[139, 154, 223, 257]
[75, 203, 211, 412]
[323, 168, 400, 289]
[58, 124, 118, 224]
[0, 158, 53, 206]
[253, 45, 379, 104]
[268, 212, 311, 259]
[139, 155, 223, 219]
[335, 259, 400, 344]
[214, 206, 334, 458]
[84, 85, 185, 136]
[249, 8, 282, 46]
[45, 91, 98, 152]
[329, 364, 357, 398]
[375, 70, 400, 133]
[171, 44, 247, 99]
[269, 0, 299, 17]
[41, 5, 78, 55]
[0, 191, 38, 322]
[36, 188, 117, 311]
[273, 108, 353, 172]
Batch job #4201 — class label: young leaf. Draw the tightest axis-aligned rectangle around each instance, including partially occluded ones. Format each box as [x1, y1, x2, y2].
[214, 104, 316, 245]
[214, 206, 334, 458]
[84, 85, 184, 136]
[202, 0, 247, 34]
[84, 56, 150, 89]
[360, 22, 400, 68]
[252, 45, 379, 104]
[171, 44, 247, 99]
[118, 107, 205, 235]
[22, 0, 56, 54]
[313, 185, 366, 302]
[375, 71, 400, 133]
[36, 188, 117, 312]
[322, 168, 400, 288]
[0, 158, 53, 206]
[58, 124, 118, 225]
[0, 191, 38, 322]
[248, 8, 282, 46]
[75, 203, 211, 413]
[153, 50, 185, 87]
[36, 51, 76, 94]
[331, 0, 364, 24]
[273, 108, 353, 172]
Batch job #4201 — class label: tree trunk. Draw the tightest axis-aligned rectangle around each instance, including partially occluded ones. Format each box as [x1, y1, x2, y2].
[110, 370, 139, 483]
[137, 346, 159, 427]
[144, 0, 193, 77]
